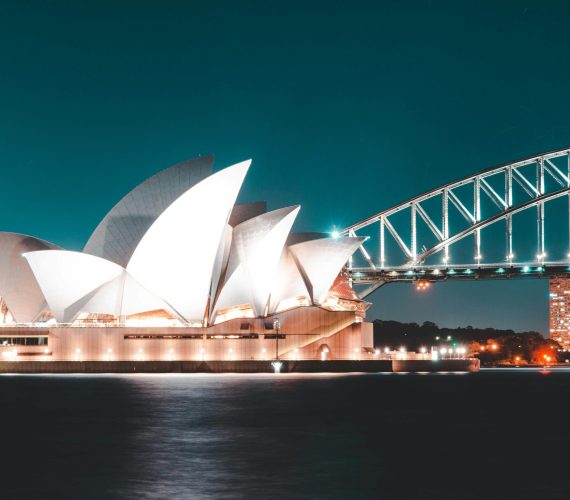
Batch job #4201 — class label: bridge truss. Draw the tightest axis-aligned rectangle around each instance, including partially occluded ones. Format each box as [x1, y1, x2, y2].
[341, 147, 570, 298]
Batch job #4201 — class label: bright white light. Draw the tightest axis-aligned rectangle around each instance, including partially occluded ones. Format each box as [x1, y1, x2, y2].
[399, 347, 406, 353]
[475, 254, 482, 260]
[271, 361, 283, 373]
[440, 348, 447, 354]
[420, 347, 427, 354]
[331, 230, 339, 239]
[374, 349, 380, 355]
[507, 252, 514, 260]
[384, 347, 390, 353]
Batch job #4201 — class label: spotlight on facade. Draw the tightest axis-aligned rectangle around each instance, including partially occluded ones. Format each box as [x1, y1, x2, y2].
[271, 361, 283, 373]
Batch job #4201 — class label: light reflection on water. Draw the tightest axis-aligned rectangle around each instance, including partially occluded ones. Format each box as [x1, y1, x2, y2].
[1, 370, 570, 499]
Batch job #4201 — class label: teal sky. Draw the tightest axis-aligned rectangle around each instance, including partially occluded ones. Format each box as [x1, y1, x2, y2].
[2, 1, 570, 333]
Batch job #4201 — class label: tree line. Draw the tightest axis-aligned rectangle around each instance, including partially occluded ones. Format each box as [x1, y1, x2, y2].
[373, 319, 563, 365]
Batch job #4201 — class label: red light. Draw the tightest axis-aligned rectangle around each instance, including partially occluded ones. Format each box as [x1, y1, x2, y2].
[415, 280, 430, 291]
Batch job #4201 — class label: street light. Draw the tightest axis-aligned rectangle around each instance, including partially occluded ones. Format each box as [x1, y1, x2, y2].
[273, 318, 281, 361]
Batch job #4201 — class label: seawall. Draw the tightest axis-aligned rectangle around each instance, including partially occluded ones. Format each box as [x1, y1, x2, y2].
[0, 358, 479, 373]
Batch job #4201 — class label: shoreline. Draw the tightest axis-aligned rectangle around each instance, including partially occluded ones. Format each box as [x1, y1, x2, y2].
[0, 358, 480, 374]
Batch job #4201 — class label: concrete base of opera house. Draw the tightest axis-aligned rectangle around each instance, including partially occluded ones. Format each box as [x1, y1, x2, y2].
[0, 358, 480, 374]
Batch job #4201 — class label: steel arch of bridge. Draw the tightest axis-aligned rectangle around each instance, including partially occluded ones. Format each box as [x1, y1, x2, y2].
[340, 147, 570, 297]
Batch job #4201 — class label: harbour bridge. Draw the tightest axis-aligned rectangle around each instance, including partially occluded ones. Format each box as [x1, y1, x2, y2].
[341, 147, 570, 299]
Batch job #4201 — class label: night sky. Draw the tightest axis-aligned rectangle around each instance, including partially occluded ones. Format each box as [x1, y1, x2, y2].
[2, 1, 570, 333]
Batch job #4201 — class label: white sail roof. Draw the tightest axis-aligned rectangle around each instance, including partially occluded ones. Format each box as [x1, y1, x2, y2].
[228, 201, 267, 227]
[0, 233, 60, 323]
[84, 155, 214, 267]
[289, 236, 364, 304]
[23, 250, 125, 322]
[127, 160, 251, 324]
[24, 250, 173, 322]
[65, 271, 175, 320]
[213, 206, 300, 318]
[209, 223, 233, 316]
[268, 248, 309, 314]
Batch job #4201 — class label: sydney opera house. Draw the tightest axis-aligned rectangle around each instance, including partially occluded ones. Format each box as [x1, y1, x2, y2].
[0, 156, 373, 363]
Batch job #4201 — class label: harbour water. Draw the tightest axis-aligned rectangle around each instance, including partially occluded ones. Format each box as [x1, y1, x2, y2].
[1, 369, 569, 499]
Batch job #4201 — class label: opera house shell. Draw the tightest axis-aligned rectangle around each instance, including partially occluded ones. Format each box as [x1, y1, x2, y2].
[0, 157, 373, 362]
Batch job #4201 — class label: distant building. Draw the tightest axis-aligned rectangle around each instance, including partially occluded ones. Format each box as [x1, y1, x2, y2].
[0, 156, 374, 361]
[549, 276, 570, 346]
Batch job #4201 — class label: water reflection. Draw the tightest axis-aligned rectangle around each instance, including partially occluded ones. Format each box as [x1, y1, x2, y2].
[1, 371, 570, 499]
